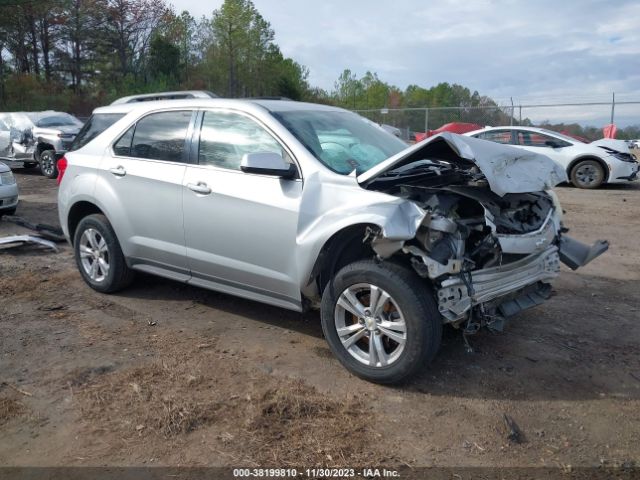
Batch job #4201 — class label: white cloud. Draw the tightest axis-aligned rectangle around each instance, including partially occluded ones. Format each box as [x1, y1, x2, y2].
[170, 0, 640, 123]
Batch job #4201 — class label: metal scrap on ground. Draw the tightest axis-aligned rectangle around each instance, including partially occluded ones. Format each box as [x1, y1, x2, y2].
[1, 215, 65, 242]
[0, 234, 58, 252]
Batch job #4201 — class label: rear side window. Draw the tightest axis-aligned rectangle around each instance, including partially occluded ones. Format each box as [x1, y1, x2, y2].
[115, 110, 192, 162]
[70, 113, 125, 151]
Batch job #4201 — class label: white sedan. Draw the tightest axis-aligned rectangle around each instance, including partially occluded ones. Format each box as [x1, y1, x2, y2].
[465, 126, 639, 189]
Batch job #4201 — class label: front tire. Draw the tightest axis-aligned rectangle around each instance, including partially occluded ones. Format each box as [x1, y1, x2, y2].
[0, 207, 16, 217]
[73, 214, 134, 293]
[570, 159, 605, 189]
[320, 260, 442, 384]
[39, 150, 58, 178]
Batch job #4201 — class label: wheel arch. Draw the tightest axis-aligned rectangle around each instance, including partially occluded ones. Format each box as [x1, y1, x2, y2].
[567, 155, 610, 183]
[67, 201, 107, 246]
[306, 223, 377, 299]
[306, 222, 419, 301]
[35, 141, 56, 158]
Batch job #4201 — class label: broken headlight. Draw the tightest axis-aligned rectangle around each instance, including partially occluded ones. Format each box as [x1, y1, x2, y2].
[611, 151, 637, 163]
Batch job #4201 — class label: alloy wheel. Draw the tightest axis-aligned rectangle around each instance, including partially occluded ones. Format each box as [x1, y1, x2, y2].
[79, 228, 110, 282]
[334, 283, 407, 367]
[40, 151, 55, 177]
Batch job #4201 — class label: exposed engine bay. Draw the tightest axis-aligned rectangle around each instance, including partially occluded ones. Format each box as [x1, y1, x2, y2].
[360, 137, 608, 335]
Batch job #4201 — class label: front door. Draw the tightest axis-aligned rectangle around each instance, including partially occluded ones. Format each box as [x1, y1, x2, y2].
[182, 109, 303, 309]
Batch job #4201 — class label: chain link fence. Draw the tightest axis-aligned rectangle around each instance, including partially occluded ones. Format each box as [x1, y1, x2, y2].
[354, 100, 640, 141]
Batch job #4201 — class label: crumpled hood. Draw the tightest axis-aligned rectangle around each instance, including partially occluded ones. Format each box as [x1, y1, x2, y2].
[358, 132, 568, 196]
[591, 138, 630, 154]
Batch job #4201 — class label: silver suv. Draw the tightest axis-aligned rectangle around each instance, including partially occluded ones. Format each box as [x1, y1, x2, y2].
[0, 111, 84, 178]
[57, 99, 607, 384]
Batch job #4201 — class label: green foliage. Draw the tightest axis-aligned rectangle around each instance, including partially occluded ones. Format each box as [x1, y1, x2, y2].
[147, 35, 181, 81]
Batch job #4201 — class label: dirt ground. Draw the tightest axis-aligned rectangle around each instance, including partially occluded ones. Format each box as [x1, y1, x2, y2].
[0, 168, 639, 470]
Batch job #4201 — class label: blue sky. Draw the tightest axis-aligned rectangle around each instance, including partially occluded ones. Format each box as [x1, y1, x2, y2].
[171, 0, 640, 124]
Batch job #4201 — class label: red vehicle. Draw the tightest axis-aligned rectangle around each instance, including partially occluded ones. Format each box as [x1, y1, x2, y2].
[414, 122, 483, 142]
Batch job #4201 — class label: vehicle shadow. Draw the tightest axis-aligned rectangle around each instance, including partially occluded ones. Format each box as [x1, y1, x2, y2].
[117, 271, 640, 401]
[120, 272, 324, 339]
[556, 181, 640, 191]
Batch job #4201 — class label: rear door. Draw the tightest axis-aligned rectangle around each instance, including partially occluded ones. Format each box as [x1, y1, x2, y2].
[182, 109, 303, 309]
[99, 109, 195, 278]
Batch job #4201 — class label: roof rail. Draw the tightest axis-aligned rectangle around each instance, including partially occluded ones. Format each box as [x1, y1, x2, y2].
[246, 96, 293, 101]
[110, 90, 218, 105]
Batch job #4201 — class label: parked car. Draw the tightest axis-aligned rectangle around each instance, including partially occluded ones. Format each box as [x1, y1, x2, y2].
[414, 122, 484, 143]
[57, 99, 607, 384]
[464, 126, 639, 189]
[0, 162, 18, 216]
[0, 111, 84, 178]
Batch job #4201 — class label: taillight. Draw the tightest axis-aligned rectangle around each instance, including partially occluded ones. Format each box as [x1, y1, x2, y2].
[56, 156, 68, 185]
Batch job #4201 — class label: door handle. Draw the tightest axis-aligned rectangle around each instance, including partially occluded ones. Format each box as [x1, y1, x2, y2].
[109, 166, 126, 177]
[187, 182, 212, 195]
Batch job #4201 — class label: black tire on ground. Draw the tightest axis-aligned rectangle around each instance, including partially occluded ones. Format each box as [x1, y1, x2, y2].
[0, 207, 16, 217]
[320, 259, 442, 384]
[23, 162, 37, 169]
[73, 214, 135, 293]
[570, 159, 605, 189]
[39, 150, 58, 178]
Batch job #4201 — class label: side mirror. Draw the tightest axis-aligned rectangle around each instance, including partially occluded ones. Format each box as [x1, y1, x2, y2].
[240, 152, 297, 179]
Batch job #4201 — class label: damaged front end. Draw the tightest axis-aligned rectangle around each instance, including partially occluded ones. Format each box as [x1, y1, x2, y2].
[360, 133, 608, 331]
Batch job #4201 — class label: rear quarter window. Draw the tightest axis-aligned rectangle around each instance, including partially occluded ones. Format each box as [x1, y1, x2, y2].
[69, 113, 125, 151]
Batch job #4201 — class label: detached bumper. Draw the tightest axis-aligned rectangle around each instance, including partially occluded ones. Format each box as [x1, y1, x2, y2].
[435, 235, 608, 322]
[437, 247, 561, 322]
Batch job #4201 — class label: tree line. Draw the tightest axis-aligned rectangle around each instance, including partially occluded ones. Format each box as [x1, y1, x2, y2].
[0, 0, 636, 140]
[0, 0, 312, 113]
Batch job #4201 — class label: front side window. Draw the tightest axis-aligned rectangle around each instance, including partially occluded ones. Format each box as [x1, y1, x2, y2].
[116, 110, 192, 162]
[272, 110, 407, 175]
[476, 130, 513, 144]
[198, 111, 286, 171]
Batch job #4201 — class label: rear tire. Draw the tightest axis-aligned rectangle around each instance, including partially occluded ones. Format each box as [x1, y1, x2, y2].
[73, 214, 135, 293]
[39, 150, 58, 179]
[320, 260, 442, 384]
[570, 159, 605, 189]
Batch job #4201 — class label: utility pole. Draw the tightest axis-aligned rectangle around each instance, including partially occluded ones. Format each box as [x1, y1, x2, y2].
[611, 92, 615, 124]
[510, 97, 514, 126]
[519, 105, 522, 125]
